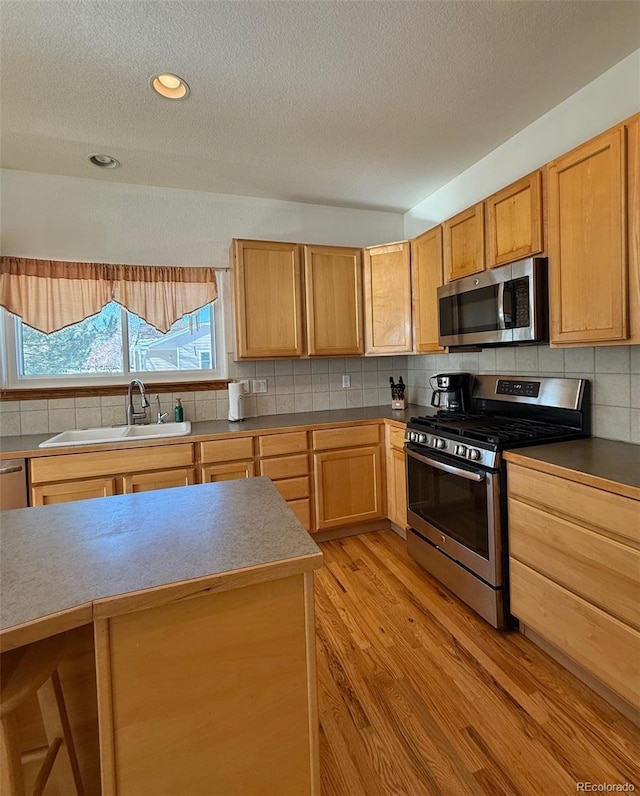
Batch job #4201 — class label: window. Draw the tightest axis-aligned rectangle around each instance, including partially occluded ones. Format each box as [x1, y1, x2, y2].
[2, 301, 225, 387]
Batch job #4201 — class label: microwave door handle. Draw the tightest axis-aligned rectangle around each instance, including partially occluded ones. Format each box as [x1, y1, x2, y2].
[497, 281, 507, 330]
[406, 448, 485, 482]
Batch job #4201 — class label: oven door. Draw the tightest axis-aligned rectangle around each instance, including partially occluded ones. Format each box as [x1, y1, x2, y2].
[405, 445, 502, 586]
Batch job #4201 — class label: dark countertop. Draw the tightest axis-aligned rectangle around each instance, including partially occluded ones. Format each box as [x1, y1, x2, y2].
[0, 477, 322, 650]
[0, 404, 423, 458]
[504, 438, 640, 500]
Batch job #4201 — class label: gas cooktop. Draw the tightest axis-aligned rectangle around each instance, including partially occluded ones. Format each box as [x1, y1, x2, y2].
[406, 374, 590, 469]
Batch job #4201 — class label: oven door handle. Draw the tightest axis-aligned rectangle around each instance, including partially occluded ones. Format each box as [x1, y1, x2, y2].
[406, 448, 485, 482]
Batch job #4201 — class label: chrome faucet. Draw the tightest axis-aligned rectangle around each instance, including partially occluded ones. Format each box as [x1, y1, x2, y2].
[126, 379, 149, 425]
[156, 394, 169, 424]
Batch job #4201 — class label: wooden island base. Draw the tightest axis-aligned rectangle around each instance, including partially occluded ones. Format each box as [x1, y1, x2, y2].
[1, 479, 322, 796]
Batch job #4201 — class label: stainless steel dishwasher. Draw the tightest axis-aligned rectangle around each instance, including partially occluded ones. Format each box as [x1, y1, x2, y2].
[0, 458, 28, 509]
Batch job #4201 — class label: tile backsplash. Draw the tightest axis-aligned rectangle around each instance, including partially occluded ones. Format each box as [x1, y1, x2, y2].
[1, 346, 638, 444]
[406, 344, 640, 445]
[0, 355, 409, 438]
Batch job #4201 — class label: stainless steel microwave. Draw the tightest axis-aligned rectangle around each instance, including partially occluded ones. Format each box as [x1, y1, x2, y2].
[437, 257, 548, 347]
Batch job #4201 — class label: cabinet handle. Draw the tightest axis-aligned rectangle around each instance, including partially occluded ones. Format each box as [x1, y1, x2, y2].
[0, 465, 23, 475]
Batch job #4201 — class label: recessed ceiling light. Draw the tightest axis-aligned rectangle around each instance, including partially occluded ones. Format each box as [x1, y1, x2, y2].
[151, 73, 190, 100]
[88, 154, 120, 169]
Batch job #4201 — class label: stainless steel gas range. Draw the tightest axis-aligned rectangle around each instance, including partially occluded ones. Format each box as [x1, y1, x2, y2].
[404, 374, 590, 629]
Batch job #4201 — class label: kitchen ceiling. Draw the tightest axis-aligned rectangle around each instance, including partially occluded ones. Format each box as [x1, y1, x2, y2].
[1, 1, 638, 213]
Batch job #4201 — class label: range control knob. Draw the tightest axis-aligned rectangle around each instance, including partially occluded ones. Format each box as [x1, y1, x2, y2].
[433, 438, 446, 449]
[455, 444, 467, 457]
[418, 433, 427, 443]
[467, 448, 481, 461]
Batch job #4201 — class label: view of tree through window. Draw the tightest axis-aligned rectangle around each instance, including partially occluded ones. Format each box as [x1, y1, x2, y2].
[20, 303, 214, 377]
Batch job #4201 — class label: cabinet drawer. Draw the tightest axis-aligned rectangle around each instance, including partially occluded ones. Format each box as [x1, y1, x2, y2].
[510, 559, 640, 707]
[259, 454, 309, 480]
[31, 477, 116, 506]
[30, 444, 194, 484]
[122, 468, 196, 494]
[312, 424, 380, 451]
[258, 431, 307, 458]
[388, 425, 406, 451]
[200, 461, 255, 483]
[273, 476, 310, 501]
[508, 464, 640, 544]
[199, 437, 254, 464]
[288, 498, 311, 532]
[509, 498, 640, 629]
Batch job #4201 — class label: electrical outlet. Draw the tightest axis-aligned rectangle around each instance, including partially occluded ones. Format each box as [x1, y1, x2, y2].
[342, 374, 351, 389]
[238, 379, 250, 393]
[252, 378, 268, 394]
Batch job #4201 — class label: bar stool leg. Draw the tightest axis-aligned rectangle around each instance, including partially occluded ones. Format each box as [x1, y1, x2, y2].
[0, 712, 27, 796]
[37, 670, 85, 796]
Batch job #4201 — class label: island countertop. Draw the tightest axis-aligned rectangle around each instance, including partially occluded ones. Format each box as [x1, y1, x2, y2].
[0, 476, 323, 651]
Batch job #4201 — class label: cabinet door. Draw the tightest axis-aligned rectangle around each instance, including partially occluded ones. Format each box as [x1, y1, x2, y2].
[122, 468, 195, 494]
[443, 203, 485, 281]
[626, 114, 640, 344]
[31, 478, 116, 506]
[547, 127, 627, 344]
[411, 226, 445, 352]
[387, 447, 407, 531]
[200, 461, 255, 483]
[313, 446, 384, 530]
[303, 245, 363, 356]
[486, 171, 543, 267]
[363, 242, 413, 354]
[232, 240, 304, 358]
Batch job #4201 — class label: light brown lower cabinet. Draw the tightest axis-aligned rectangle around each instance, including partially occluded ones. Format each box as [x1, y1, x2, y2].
[122, 468, 196, 493]
[30, 444, 196, 506]
[200, 460, 255, 483]
[313, 444, 384, 530]
[385, 423, 408, 534]
[507, 460, 640, 710]
[32, 477, 116, 506]
[258, 431, 313, 531]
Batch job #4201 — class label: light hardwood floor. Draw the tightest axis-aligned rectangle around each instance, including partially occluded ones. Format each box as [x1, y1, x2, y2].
[315, 531, 640, 796]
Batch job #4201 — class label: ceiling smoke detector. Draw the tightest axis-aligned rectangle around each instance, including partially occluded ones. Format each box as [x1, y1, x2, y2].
[88, 154, 120, 169]
[151, 73, 190, 100]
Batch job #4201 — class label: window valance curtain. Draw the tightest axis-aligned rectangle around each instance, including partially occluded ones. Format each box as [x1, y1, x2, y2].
[0, 257, 218, 334]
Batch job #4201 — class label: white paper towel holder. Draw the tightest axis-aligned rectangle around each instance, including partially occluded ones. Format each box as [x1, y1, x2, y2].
[228, 381, 246, 422]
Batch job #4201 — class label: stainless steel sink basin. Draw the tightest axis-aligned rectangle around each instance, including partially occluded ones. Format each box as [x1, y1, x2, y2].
[39, 422, 191, 448]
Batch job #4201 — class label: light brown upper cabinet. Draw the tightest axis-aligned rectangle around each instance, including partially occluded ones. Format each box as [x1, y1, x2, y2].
[547, 126, 627, 344]
[411, 226, 445, 352]
[232, 239, 304, 358]
[486, 171, 544, 268]
[443, 202, 485, 282]
[303, 245, 363, 356]
[625, 113, 640, 345]
[363, 241, 413, 354]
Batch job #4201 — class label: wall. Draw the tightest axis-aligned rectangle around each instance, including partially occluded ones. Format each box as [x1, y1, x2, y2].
[0, 169, 408, 436]
[0, 356, 409, 436]
[404, 49, 640, 236]
[0, 169, 403, 266]
[407, 345, 640, 445]
[402, 49, 640, 445]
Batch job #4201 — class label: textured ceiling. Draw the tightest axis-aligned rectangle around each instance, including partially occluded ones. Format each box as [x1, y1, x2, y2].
[1, 1, 639, 212]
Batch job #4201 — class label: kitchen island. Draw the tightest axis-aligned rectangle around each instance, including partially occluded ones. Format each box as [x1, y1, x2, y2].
[1, 477, 323, 795]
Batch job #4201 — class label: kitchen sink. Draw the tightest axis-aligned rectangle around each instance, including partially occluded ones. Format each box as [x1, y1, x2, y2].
[39, 422, 192, 448]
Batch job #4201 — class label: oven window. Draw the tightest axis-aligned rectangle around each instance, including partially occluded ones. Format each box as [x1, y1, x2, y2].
[439, 284, 511, 336]
[407, 454, 490, 558]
